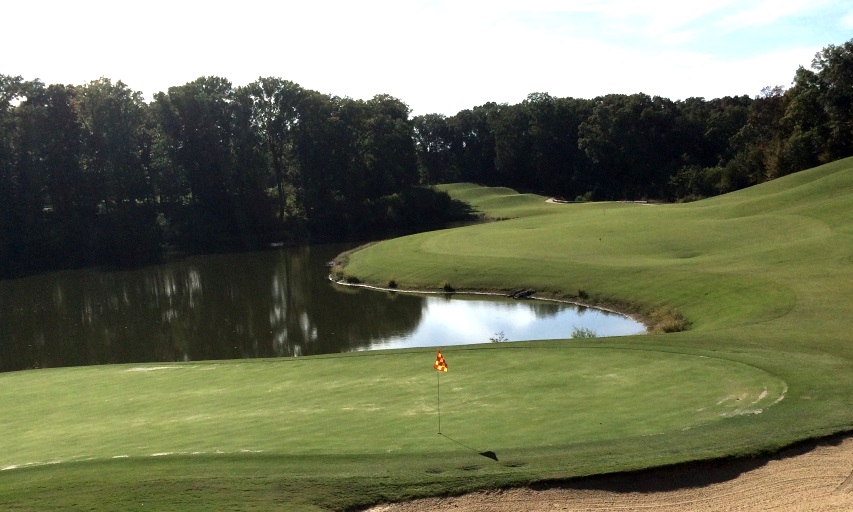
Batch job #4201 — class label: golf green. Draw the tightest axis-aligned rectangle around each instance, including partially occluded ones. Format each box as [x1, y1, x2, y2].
[0, 346, 784, 470]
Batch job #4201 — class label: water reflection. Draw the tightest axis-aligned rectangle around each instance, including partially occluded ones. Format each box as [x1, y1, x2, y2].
[0, 245, 644, 373]
[369, 295, 642, 350]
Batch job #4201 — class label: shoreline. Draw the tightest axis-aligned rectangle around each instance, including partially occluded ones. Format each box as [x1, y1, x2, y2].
[330, 276, 655, 333]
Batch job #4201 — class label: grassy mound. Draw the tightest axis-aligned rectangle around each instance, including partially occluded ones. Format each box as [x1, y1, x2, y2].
[2, 158, 852, 510]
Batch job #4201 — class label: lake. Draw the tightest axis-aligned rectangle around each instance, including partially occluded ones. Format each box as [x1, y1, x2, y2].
[0, 244, 644, 372]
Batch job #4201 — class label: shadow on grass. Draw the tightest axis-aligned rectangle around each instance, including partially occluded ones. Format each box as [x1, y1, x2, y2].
[439, 433, 498, 461]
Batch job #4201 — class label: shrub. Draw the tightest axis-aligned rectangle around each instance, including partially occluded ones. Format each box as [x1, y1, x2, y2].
[650, 306, 691, 333]
[575, 190, 595, 202]
[331, 264, 345, 281]
[571, 326, 598, 338]
[489, 331, 508, 343]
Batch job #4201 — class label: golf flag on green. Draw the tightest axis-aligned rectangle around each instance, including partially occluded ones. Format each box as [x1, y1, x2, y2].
[434, 349, 448, 372]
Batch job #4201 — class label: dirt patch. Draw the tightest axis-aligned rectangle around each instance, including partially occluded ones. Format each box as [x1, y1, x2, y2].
[366, 434, 853, 511]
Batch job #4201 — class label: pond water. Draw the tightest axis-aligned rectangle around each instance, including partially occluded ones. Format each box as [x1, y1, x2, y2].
[0, 244, 644, 373]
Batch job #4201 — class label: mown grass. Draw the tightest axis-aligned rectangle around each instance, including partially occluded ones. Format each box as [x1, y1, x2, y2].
[342, 159, 853, 479]
[0, 346, 788, 510]
[2, 158, 853, 510]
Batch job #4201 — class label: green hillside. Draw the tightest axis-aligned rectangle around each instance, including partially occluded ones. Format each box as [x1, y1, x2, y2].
[342, 156, 853, 470]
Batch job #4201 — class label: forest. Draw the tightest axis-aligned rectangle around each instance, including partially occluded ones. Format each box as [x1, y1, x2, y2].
[1, 39, 851, 278]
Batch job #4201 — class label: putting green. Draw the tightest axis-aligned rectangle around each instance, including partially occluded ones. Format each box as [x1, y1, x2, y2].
[0, 345, 785, 470]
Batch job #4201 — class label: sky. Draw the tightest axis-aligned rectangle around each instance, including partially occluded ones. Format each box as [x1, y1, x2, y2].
[4, 0, 852, 116]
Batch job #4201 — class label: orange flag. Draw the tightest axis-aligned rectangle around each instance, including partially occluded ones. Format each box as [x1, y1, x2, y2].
[434, 349, 448, 372]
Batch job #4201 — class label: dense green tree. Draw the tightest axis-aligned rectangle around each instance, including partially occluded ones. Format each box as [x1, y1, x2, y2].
[811, 40, 853, 160]
[526, 94, 595, 198]
[232, 84, 279, 246]
[244, 78, 304, 220]
[16, 83, 90, 269]
[152, 77, 235, 209]
[0, 75, 26, 274]
[152, 77, 263, 250]
[446, 104, 498, 185]
[75, 78, 152, 210]
[491, 102, 533, 189]
[579, 94, 681, 199]
[412, 113, 455, 184]
[292, 91, 353, 231]
[362, 94, 419, 195]
[776, 67, 828, 174]
[293, 92, 421, 235]
[701, 96, 753, 166]
[723, 86, 788, 188]
[668, 96, 752, 199]
[73, 79, 163, 266]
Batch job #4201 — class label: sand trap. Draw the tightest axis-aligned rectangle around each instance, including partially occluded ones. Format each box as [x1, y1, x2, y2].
[367, 434, 853, 511]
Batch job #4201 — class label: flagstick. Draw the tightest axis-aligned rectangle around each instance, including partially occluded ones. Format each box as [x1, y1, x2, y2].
[437, 370, 441, 434]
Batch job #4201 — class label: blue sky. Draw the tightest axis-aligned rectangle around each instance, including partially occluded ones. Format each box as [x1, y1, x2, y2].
[4, 0, 852, 115]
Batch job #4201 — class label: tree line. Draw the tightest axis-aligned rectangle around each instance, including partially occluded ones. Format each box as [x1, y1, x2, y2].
[1, 39, 851, 278]
[0, 76, 462, 277]
[414, 39, 853, 202]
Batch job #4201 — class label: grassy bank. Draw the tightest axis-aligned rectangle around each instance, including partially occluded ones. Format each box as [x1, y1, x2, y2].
[2, 158, 852, 510]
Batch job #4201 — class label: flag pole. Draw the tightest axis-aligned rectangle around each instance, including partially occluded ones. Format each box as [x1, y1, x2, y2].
[434, 349, 447, 434]
[437, 369, 441, 434]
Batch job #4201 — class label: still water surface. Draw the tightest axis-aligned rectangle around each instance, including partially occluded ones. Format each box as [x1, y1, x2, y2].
[0, 245, 644, 372]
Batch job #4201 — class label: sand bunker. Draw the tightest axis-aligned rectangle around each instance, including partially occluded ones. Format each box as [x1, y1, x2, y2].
[368, 434, 853, 511]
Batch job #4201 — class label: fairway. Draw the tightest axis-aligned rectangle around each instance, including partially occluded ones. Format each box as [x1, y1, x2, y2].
[2, 158, 853, 510]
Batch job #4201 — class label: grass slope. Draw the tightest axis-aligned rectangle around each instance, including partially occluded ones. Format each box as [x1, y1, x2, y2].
[2, 159, 852, 510]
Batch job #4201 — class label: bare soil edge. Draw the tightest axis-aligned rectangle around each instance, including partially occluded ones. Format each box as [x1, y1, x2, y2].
[362, 432, 853, 512]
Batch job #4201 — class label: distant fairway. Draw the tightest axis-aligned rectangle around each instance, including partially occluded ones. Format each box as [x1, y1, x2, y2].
[1, 158, 852, 510]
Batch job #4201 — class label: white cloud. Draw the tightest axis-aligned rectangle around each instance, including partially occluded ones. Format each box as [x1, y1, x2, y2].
[717, 0, 831, 31]
[1, 0, 844, 113]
